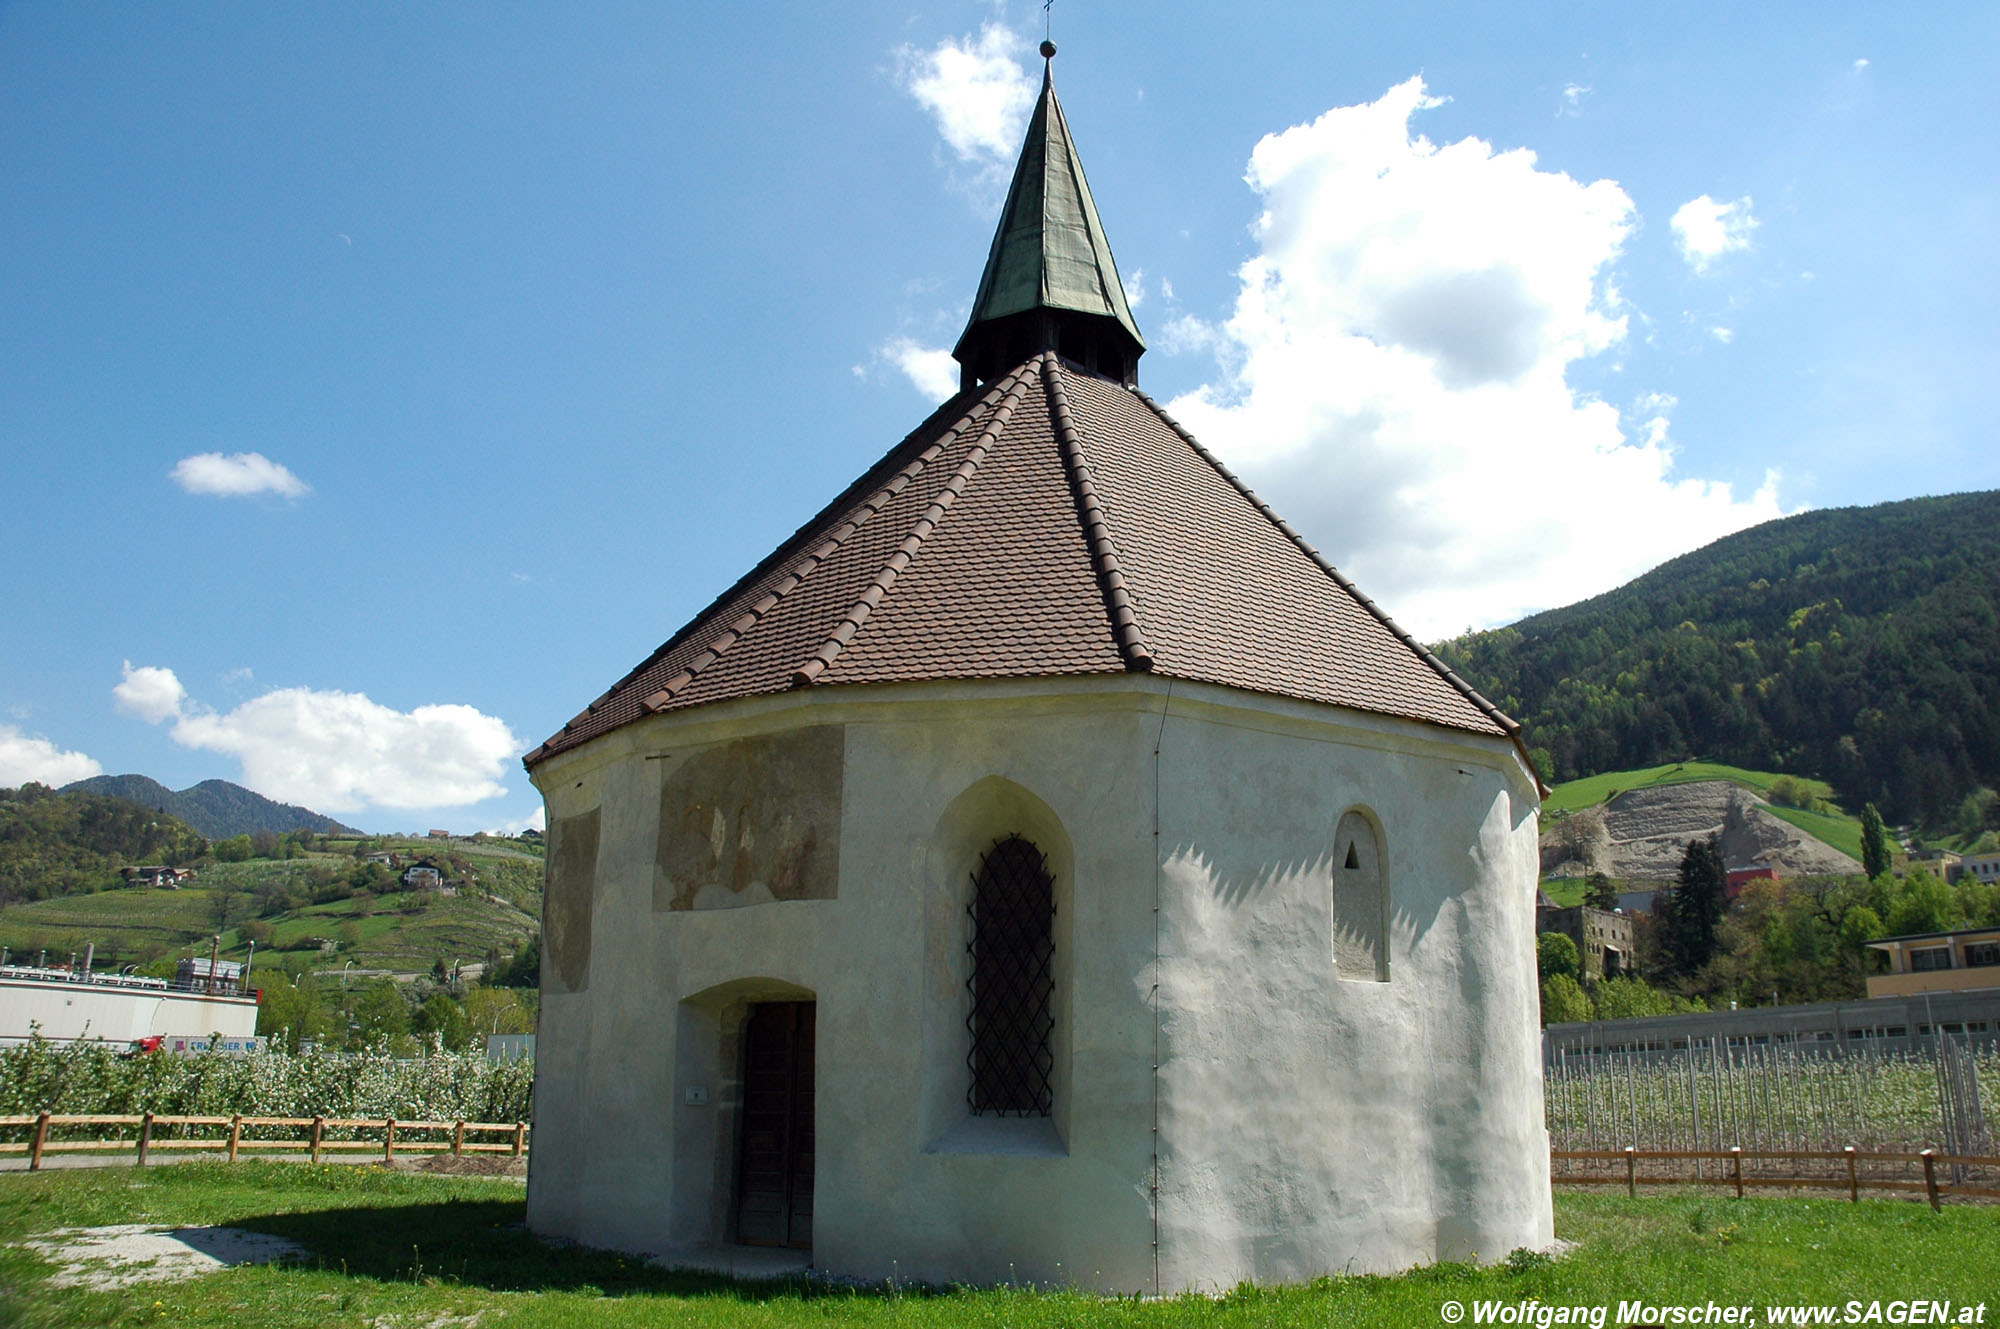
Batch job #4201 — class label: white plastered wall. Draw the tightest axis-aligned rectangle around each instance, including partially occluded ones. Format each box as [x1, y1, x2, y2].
[1147, 686, 1552, 1289]
[525, 675, 1549, 1292]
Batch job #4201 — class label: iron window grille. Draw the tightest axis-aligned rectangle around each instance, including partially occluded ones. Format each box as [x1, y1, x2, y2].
[966, 835, 1055, 1116]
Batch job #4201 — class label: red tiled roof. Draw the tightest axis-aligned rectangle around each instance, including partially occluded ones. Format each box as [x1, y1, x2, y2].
[526, 354, 1521, 767]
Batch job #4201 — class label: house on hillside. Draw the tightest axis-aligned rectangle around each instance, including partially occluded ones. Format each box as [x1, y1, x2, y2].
[400, 859, 447, 892]
[123, 865, 189, 888]
[520, 44, 1551, 1293]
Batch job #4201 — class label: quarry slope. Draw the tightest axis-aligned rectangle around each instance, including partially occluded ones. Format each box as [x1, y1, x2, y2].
[1542, 780, 1862, 882]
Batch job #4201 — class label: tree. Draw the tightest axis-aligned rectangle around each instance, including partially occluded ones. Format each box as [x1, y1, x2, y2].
[1583, 872, 1620, 911]
[351, 980, 409, 1046]
[462, 986, 534, 1038]
[492, 936, 540, 988]
[1885, 866, 1960, 937]
[1665, 835, 1727, 976]
[413, 992, 471, 1051]
[1540, 973, 1593, 1026]
[1537, 932, 1581, 983]
[1861, 803, 1892, 881]
[213, 834, 253, 863]
[256, 973, 337, 1052]
[1594, 974, 1674, 1020]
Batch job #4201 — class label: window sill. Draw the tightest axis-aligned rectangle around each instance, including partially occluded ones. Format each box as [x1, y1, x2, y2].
[923, 1115, 1067, 1157]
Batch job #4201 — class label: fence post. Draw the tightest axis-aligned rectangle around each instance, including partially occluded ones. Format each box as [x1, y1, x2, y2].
[1624, 1146, 1636, 1198]
[512, 1121, 526, 1157]
[1730, 1146, 1743, 1199]
[452, 1121, 465, 1158]
[383, 1118, 396, 1163]
[1921, 1150, 1941, 1213]
[1844, 1146, 1858, 1203]
[310, 1115, 324, 1165]
[137, 1112, 153, 1167]
[29, 1112, 50, 1171]
[228, 1114, 242, 1163]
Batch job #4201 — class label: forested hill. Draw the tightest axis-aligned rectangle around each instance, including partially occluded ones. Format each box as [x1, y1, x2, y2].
[60, 775, 361, 840]
[1432, 490, 2000, 827]
[0, 785, 208, 904]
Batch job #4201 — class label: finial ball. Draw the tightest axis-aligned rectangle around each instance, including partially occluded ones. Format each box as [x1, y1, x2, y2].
[1040, 40, 1057, 59]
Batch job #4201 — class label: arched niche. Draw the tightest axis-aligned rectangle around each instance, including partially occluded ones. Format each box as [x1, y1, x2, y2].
[1333, 808, 1389, 983]
[919, 776, 1075, 1154]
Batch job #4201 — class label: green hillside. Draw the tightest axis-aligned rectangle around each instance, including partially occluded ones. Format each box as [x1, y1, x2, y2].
[0, 784, 208, 905]
[0, 836, 543, 980]
[1542, 761, 1866, 862]
[60, 774, 362, 839]
[1435, 490, 2000, 830]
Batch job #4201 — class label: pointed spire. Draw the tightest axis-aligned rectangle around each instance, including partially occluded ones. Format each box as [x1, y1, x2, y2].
[953, 43, 1146, 389]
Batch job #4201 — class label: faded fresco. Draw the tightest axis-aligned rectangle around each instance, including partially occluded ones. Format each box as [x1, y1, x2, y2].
[543, 808, 601, 993]
[656, 726, 843, 911]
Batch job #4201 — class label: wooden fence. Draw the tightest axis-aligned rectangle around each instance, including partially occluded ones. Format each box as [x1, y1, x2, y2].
[1552, 1146, 2000, 1210]
[0, 1113, 528, 1169]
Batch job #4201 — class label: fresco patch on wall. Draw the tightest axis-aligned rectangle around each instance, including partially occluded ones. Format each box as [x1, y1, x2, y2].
[656, 725, 844, 911]
[544, 807, 601, 993]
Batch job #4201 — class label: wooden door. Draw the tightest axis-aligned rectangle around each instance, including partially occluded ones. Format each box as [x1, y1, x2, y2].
[736, 1001, 815, 1249]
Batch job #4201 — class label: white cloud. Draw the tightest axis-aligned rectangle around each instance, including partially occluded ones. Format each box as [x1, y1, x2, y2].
[171, 451, 309, 498]
[0, 724, 102, 788]
[898, 22, 1036, 193]
[116, 664, 519, 813]
[1162, 77, 1783, 639]
[1558, 83, 1592, 117]
[1670, 194, 1758, 273]
[880, 337, 962, 401]
[113, 660, 188, 724]
[482, 805, 546, 837]
[1853, 58, 1870, 72]
[1709, 326, 1735, 344]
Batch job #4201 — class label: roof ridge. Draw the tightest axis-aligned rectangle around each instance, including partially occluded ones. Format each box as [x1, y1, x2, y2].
[1042, 355, 1154, 671]
[635, 378, 1021, 714]
[1129, 387, 1544, 789]
[792, 366, 1037, 687]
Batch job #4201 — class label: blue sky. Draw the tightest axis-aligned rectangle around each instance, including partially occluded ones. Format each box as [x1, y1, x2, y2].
[2, 3, 1994, 833]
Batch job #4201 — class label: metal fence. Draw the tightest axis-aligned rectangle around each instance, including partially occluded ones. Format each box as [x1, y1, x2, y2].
[1546, 1037, 1996, 1166]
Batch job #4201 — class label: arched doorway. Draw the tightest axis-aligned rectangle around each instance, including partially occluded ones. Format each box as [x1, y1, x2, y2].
[736, 1000, 815, 1248]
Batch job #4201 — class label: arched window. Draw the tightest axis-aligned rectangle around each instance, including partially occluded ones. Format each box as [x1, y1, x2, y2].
[965, 836, 1055, 1116]
[1333, 811, 1388, 982]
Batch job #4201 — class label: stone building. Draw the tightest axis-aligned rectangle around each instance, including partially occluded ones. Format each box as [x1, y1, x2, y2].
[1535, 902, 1633, 980]
[522, 47, 1552, 1293]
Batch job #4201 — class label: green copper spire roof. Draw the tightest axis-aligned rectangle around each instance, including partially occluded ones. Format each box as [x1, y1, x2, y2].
[953, 44, 1145, 387]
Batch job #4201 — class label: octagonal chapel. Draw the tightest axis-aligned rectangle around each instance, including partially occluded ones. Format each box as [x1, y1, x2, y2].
[523, 47, 1553, 1293]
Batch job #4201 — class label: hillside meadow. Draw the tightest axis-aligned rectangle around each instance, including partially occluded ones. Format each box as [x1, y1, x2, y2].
[0, 837, 542, 980]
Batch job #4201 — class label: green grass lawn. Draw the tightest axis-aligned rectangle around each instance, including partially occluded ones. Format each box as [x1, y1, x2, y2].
[1, 1164, 1994, 1327]
[1544, 762, 1865, 862]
